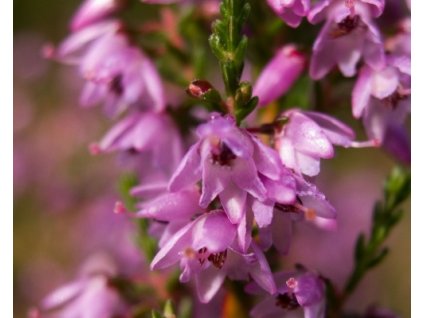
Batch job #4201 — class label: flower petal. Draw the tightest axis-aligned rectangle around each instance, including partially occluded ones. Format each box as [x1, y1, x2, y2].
[192, 211, 237, 253]
[302, 111, 355, 147]
[232, 158, 266, 200]
[252, 200, 274, 228]
[135, 188, 201, 221]
[195, 266, 226, 303]
[352, 66, 373, 118]
[252, 137, 282, 180]
[219, 182, 247, 224]
[168, 142, 202, 192]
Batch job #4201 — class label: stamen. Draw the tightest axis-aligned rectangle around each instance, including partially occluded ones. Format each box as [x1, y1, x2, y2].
[345, 0, 356, 15]
[331, 15, 360, 38]
[184, 247, 197, 260]
[198, 247, 208, 265]
[208, 250, 228, 269]
[275, 293, 300, 310]
[113, 201, 127, 214]
[210, 142, 237, 166]
[109, 75, 124, 96]
[41, 43, 55, 59]
[286, 277, 298, 290]
[27, 308, 41, 318]
[350, 139, 380, 148]
[89, 143, 101, 155]
[305, 208, 317, 221]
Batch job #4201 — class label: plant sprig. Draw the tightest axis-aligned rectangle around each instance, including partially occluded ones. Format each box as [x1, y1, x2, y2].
[208, 0, 258, 124]
[326, 167, 411, 317]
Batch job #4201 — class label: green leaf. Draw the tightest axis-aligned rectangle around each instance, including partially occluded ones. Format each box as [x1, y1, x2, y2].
[177, 297, 193, 318]
[354, 233, 366, 262]
[235, 96, 258, 124]
[163, 300, 176, 318]
[367, 248, 389, 269]
[117, 173, 139, 211]
[151, 310, 163, 318]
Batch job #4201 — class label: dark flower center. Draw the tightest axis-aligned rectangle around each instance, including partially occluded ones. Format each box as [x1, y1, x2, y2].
[382, 89, 410, 109]
[208, 250, 228, 269]
[110, 74, 124, 96]
[275, 293, 300, 310]
[331, 15, 360, 38]
[211, 142, 237, 166]
[197, 247, 228, 269]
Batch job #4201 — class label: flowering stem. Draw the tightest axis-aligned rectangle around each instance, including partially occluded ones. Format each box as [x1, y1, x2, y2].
[327, 167, 410, 316]
[209, 0, 258, 124]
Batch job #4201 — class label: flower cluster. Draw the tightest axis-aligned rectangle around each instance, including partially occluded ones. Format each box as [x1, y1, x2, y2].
[33, 0, 410, 317]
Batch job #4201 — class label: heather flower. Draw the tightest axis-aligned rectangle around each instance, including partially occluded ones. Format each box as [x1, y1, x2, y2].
[257, 172, 336, 254]
[151, 210, 233, 302]
[169, 114, 281, 224]
[31, 254, 127, 318]
[352, 56, 410, 163]
[250, 271, 326, 318]
[151, 210, 276, 302]
[266, 0, 310, 28]
[275, 109, 364, 177]
[253, 45, 306, 107]
[308, 0, 385, 79]
[71, 0, 124, 31]
[90, 111, 183, 175]
[53, 22, 165, 115]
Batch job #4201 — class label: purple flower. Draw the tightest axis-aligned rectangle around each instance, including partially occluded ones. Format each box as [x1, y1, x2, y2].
[266, 0, 310, 28]
[151, 210, 276, 302]
[31, 254, 127, 318]
[352, 56, 410, 163]
[256, 173, 337, 255]
[169, 114, 281, 224]
[71, 0, 123, 31]
[250, 271, 326, 318]
[253, 45, 306, 107]
[308, 0, 385, 79]
[275, 109, 366, 177]
[90, 111, 183, 175]
[54, 22, 165, 115]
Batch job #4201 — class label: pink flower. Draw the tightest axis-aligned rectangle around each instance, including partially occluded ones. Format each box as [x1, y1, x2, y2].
[71, 0, 123, 31]
[32, 254, 127, 317]
[256, 173, 337, 255]
[169, 114, 282, 224]
[54, 22, 165, 115]
[308, 0, 385, 79]
[151, 210, 276, 303]
[352, 55, 410, 163]
[253, 45, 306, 107]
[275, 109, 360, 177]
[250, 271, 326, 318]
[266, 0, 310, 28]
[91, 111, 183, 175]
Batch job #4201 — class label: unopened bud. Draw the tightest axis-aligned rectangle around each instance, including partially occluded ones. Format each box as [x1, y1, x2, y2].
[186, 80, 214, 98]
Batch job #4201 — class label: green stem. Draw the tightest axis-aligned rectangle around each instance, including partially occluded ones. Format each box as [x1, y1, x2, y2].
[209, 0, 257, 124]
[327, 167, 410, 316]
